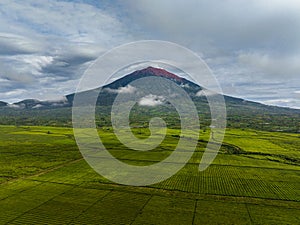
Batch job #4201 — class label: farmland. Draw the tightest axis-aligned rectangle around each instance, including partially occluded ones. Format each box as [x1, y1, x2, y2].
[0, 125, 299, 224]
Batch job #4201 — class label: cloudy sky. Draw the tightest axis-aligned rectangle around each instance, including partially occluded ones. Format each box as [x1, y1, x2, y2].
[0, 0, 300, 108]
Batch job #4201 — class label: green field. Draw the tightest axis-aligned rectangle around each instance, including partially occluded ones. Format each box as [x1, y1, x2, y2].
[0, 125, 299, 224]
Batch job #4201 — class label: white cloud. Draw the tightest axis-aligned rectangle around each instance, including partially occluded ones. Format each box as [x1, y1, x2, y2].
[196, 89, 217, 97]
[45, 96, 68, 103]
[180, 83, 190, 88]
[264, 98, 300, 109]
[105, 85, 137, 94]
[138, 94, 165, 106]
[32, 104, 43, 109]
[2, 89, 26, 97]
[13, 55, 54, 75]
[7, 103, 24, 109]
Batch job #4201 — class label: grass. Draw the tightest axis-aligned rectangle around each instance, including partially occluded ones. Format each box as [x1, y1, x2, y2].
[223, 129, 300, 159]
[0, 126, 80, 183]
[0, 125, 299, 224]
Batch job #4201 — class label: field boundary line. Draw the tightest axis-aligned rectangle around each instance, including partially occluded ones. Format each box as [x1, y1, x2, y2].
[129, 194, 153, 225]
[82, 182, 300, 205]
[67, 190, 113, 224]
[6, 184, 76, 224]
[192, 199, 198, 225]
[245, 203, 253, 225]
[0, 181, 44, 202]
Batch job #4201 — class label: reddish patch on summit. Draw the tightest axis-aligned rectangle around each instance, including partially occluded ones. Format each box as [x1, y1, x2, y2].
[136, 66, 183, 82]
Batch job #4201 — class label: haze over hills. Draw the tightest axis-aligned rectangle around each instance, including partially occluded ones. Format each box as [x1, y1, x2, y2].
[0, 67, 299, 132]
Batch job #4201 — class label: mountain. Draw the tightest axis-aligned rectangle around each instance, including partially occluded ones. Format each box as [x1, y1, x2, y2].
[0, 66, 299, 132]
[66, 66, 201, 104]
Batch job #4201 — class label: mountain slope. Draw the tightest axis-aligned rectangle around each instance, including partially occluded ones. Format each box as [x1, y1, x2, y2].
[66, 66, 201, 104]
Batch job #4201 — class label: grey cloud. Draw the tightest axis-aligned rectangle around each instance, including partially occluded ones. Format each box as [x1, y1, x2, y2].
[238, 52, 300, 78]
[0, 33, 42, 55]
[0, 89, 28, 104]
[41, 44, 104, 80]
[0, 45, 100, 102]
[0, 0, 133, 103]
[122, 0, 300, 53]
[212, 62, 300, 108]
[0, 0, 130, 46]
[0, 66, 34, 84]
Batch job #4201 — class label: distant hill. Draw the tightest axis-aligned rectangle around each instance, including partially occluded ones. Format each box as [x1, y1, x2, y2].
[0, 67, 299, 132]
[0, 101, 7, 107]
[13, 99, 69, 109]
